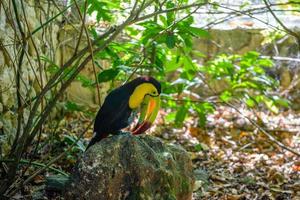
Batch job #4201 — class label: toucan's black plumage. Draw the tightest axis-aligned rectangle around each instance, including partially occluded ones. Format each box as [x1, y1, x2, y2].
[86, 77, 161, 149]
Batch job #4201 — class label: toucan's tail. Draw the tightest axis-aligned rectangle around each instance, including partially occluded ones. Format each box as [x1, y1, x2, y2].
[85, 132, 108, 151]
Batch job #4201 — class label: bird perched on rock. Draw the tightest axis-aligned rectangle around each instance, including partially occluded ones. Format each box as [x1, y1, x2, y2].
[86, 76, 161, 149]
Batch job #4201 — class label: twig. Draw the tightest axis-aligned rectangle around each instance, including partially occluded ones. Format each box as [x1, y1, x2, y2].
[261, 56, 300, 63]
[73, 0, 102, 105]
[15, 26, 115, 168]
[25, 2, 76, 41]
[210, 3, 286, 33]
[19, 0, 47, 180]
[0, 0, 27, 194]
[132, 2, 208, 23]
[262, 0, 300, 48]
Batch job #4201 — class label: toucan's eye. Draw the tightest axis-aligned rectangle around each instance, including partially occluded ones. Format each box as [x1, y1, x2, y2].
[152, 91, 157, 95]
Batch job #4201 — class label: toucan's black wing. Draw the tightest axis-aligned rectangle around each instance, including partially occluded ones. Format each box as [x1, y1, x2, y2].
[87, 88, 132, 149]
[93, 87, 132, 135]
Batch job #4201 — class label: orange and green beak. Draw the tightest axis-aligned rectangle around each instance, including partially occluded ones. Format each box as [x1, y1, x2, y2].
[132, 95, 160, 135]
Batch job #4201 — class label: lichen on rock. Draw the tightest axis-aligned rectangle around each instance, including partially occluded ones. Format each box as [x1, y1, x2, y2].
[65, 134, 194, 200]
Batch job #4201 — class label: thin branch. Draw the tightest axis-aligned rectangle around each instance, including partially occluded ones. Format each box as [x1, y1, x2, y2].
[10, 0, 26, 160]
[73, 4, 86, 56]
[261, 56, 300, 63]
[132, 2, 208, 23]
[25, 1, 76, 41]
[74, 0, 102, 105]
[1, 0, 27, 194]
[18, 26, 116, 158]
[210, 3, 284, 33]
[225, 102, 300, 157]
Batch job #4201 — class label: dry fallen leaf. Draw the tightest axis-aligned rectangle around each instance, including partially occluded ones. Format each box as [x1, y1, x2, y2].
[33, 175, 45, 184]
[292, 165, 300, 172]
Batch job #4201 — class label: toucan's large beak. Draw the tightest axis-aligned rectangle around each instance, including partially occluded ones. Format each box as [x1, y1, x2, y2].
[132, 95, 160, 135]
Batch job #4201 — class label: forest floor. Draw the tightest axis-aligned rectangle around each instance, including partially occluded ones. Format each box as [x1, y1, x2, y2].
[153, 106, 300, 200]
[17, 106, 300, 200]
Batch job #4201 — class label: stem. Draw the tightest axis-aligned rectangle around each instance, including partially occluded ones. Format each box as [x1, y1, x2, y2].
[73, 0, 102, 105]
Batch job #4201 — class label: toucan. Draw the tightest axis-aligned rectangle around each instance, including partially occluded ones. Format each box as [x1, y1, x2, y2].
[86, 76, 161, 149]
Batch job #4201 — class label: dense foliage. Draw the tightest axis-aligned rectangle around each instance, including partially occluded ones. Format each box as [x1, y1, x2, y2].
[70, 0, 288, 127]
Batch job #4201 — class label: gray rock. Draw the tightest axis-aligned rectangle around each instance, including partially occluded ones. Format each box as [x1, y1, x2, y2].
[65, 134, 194, 200]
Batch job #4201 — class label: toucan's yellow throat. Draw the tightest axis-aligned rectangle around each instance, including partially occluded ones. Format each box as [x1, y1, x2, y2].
[129, 83, 159, 109]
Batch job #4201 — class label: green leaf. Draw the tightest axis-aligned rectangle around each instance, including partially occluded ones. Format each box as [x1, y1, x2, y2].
[263, 97, 279, 113]
[166, 1, 175, 25]
[41, 56, 60, 74]
[65, 101, 83, 112]
[257, 59, 273, 67]
[273, 96, 290, 108]
[97, 68, 119, 83]
[76, 75, 94, 87]
[165, 55, 181, 72]
[202, 102, 215, 113]
[46, 65, 59, 74]
[86, 0, 115, 22]
[63, 135, 85, 152]
[244, 51, 260, 60]
[232, 81, 260, 90]
[198, 111, 206, 128]
[89, 28, 98, 40]
[159, 15, 168, 27]
[194, 144, 203, 152]
[187, 27, 209, 38]
[166, 34, 176, 48]
[155, 56, 164, 72]
[194, 102, 215, 128]
[220, 91, 232, 102]
[182, 56, 196, 73]
[165, 112, 176, 123]
[246, 98, 256, 107]
[105, 47, 119, 59]
[175, 106, 187, 127]
[192, 50, 206, 58]
[125, 27, 139, 36]
[139, 22, 164, 44]
[253, 66, 265, 74]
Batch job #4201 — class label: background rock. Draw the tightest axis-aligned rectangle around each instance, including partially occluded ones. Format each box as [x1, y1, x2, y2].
[65, 134, 194, 200]
[0, 0, 108, 151]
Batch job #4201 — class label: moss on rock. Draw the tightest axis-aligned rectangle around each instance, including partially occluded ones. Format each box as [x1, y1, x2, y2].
[65, 134, 194, 200]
